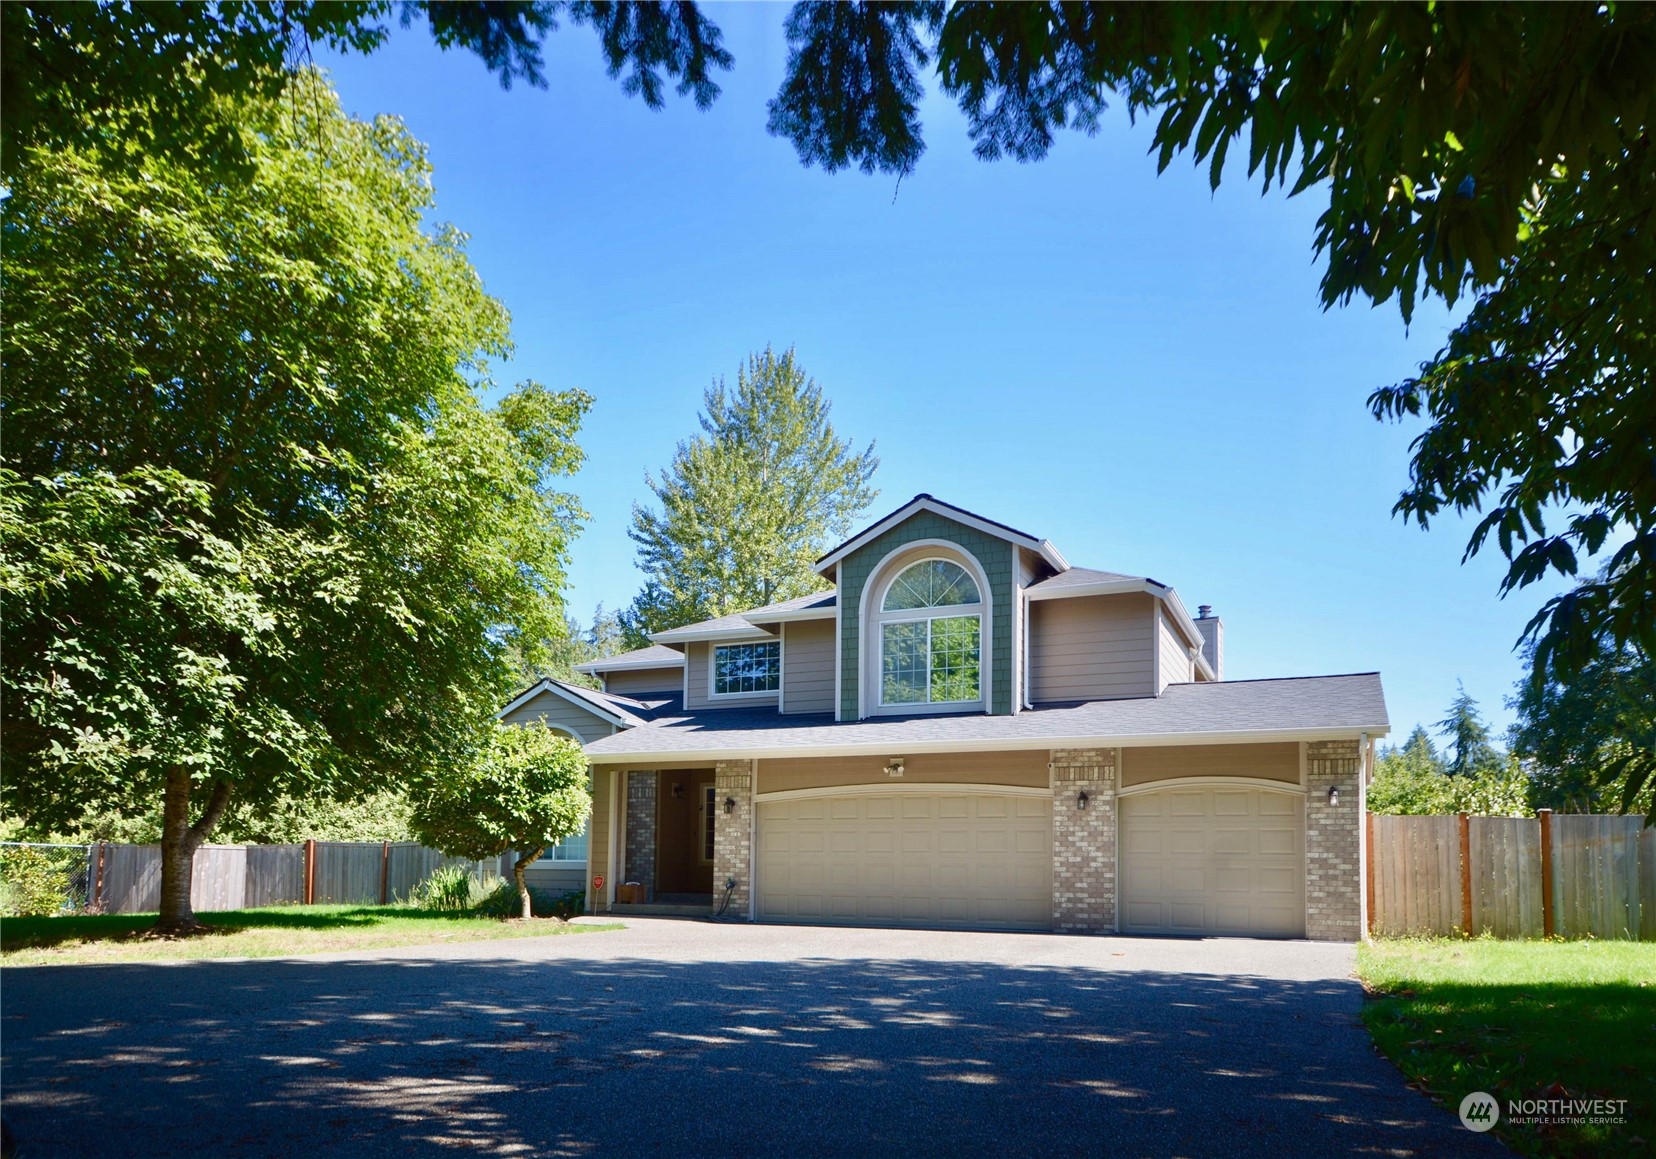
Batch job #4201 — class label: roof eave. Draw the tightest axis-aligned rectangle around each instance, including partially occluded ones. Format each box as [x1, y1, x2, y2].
[814, 496, 1068, 578]
[648, 625, 778, 645]
[585, 723, 1391, 765]
[573, 656, 687, 674]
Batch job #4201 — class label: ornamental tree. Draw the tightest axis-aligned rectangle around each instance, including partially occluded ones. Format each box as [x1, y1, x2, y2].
[411, 723, 592, 920]
[1, 71, 588, 931]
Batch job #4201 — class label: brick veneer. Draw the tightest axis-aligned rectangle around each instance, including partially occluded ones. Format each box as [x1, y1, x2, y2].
[623, 771, 657, 900]
[1305, 739, 1363, 940]
[1051, 748, 1117, 933]
[712, 760, 754, 919]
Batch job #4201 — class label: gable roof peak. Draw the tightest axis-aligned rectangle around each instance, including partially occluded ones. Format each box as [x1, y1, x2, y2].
[815, 493, 1070, 576]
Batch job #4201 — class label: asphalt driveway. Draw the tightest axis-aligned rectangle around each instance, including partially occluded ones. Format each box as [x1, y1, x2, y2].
[2, 919, 1500, 1158]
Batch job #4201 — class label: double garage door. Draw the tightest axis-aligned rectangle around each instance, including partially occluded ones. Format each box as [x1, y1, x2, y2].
[1118, 786, 1305, 937]
[757, 792, 1052, 931]
[754, 784, 1305, 938]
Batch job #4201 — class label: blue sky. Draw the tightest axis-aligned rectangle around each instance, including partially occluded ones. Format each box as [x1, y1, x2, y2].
[320, 6, 1560, 743]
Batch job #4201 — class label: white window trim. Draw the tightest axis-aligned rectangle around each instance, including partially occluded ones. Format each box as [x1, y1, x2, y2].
[859, 545, 993, 718]
[875, 611, 986, 710]
[708, 639, 782, 701]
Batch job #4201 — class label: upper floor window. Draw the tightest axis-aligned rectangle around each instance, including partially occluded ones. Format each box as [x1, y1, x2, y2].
[714, 640, 780, 695]
[877, 559, 983, 706]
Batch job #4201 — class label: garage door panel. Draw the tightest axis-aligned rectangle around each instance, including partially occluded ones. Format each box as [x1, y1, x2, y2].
[1120, 786, 1304, 938]
[758, 792, 1052, 931]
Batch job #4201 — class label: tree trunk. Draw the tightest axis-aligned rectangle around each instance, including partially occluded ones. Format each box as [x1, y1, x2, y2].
[513, 847, 544, 920]
[155, 772, 234, 933]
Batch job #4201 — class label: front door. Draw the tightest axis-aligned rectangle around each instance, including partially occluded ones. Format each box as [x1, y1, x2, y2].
[655, 769, 716, 899]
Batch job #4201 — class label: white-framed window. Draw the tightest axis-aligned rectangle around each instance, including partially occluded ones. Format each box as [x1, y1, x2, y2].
[547, 821, 588, 861]
[876, 558, 984, 706]
[713, 640, 780, 695]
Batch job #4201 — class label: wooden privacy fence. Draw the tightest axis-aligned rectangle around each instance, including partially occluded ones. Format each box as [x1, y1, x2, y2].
[91, 840, 512, 915]
[1369, 811, 1656, 940]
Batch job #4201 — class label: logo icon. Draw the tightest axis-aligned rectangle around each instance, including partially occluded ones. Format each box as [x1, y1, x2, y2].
[1459, 1091, 1499, 1133]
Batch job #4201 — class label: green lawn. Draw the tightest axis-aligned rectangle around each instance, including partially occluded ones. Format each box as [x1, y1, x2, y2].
[0, 905, 621, 966]
[1358, 938, 1656, 1158]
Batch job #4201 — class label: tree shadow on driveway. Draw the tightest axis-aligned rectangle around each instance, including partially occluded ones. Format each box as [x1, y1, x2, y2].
[2, 953, 1501, 1158]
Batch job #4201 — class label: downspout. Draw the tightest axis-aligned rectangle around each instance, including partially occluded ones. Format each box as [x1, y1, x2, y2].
[1022, 587, 1033, 710]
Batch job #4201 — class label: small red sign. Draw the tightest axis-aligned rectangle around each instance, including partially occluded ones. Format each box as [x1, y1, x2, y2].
[592, 875, 605, 891]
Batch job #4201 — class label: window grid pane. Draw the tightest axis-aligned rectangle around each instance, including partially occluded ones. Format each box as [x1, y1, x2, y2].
[929, 615, 981, 703]
[549, 821, 588, 861]
[882, 559, 981, 611]
[880, 614, 981, 706]
[714, 641, 780, 695]
[880, 621, 929, 704]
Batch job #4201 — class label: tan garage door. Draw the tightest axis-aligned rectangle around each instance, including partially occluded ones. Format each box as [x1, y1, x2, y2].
[757, 792, 1052, 930]
[1119, 786, 1304, 937]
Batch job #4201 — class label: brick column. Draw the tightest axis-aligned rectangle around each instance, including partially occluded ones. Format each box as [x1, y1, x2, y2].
[712, 760, 754, 919]
[1305, 739, 1362, 941]
[1050, 748, 1117, 933]
[623, 771, 657, 900]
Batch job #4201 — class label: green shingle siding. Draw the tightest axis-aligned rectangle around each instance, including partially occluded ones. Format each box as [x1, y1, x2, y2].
[838, 511, 1015, 717]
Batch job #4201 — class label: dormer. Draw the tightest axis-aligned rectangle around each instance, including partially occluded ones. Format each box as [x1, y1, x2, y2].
[812, 494, 1067, 720]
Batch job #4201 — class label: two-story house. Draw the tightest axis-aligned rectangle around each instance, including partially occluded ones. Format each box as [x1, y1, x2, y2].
[501, 495, 1388, 940]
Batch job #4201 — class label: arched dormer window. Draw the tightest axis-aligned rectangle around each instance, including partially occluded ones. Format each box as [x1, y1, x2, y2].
[875, 558, 984, 707]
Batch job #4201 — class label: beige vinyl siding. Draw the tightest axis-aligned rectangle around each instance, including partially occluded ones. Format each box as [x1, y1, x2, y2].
[501, 689, 617, 745]
[758, 749, 1049, 794]
[1120, 742, 1301, 787]
[603, 666, 684, 696]
[1028, 593, 1155, 703]
[588, 768, 613, 911]
[683, 641, 781, 711]
[1157, 607, 1193, 690]
[781, 620, 835, 714]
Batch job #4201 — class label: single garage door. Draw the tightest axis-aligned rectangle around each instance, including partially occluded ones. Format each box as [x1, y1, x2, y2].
[1119, 786, 1304, 937]
[757, 791, 1052, 930]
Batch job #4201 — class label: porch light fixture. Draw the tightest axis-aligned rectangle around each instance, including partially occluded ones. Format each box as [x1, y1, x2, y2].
[724, 796, 736, 815]
[1077, 791, 1090, 811]
[1327, 786, 1340, 807]
[884, 757, 906, 778]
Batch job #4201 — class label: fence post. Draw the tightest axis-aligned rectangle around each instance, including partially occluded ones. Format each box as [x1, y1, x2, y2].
[1458, 812, 1473, 938]
[381, 841, 391, 905]
[1365, 812, 1376, 938]
[1538, 809, 1555, 938]
[304, 839, 317, 905]
[94, 842, 107, 912]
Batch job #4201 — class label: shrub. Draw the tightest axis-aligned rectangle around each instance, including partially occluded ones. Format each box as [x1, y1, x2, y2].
[1, 846, 75, 917]
[548, 888, 586, 920]
[409, 864, 497, 912]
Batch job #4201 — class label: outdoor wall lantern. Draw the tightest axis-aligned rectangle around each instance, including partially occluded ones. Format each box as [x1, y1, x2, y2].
[883, 757, 906, 778]
[724, 797, 736, 815]
[1327, 786, 1340, 807]
[1077, 791, 1090, 811]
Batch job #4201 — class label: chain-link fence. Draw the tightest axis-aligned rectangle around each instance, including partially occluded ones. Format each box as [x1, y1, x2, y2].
[0, 843, 94, 916]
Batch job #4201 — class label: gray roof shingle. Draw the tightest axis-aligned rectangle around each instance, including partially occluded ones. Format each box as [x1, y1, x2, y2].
[581, 673, 1388, 761]
[573, 644, 686, 673]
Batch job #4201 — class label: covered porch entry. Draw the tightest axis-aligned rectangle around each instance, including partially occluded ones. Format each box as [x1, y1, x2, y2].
[615, 768, 717, 911]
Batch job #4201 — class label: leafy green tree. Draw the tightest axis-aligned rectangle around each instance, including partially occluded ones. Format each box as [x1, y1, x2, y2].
[1, 71, 588, 931]
[1368, 726, 1454, 815]
[1371, 715, 1531, 818]
[622, 346, 878, 638]
[14, 3, 1651, 688]
[411, 722, 591, 920]
[1511, 637, 1656, 821]
[2, 2, 732, 178]
[1437, 684, 1501, 778]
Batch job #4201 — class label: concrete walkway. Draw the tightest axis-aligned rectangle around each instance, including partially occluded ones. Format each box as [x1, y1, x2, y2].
[1, 919, 1502, 1157]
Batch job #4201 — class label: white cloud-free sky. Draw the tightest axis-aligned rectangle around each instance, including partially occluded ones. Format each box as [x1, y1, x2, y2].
[319, 5, 1564, 742]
